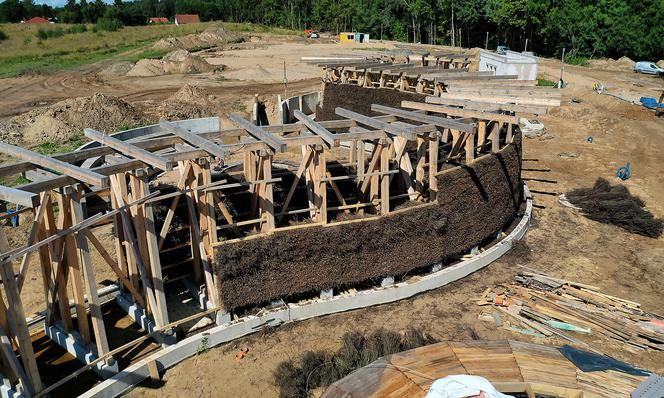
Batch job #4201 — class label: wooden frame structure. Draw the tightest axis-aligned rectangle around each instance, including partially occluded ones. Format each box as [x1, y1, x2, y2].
[0, 77, 559, 395]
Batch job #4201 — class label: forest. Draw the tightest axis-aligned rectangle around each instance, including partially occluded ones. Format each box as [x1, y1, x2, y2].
[0, 0, 663, 61]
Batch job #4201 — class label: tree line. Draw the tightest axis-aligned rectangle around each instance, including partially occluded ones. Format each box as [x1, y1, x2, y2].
[1, 0, 662, 61]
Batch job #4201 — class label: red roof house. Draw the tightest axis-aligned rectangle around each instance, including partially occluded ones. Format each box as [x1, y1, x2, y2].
[25, 17, 50, 24]
[174, 14, 200, 25]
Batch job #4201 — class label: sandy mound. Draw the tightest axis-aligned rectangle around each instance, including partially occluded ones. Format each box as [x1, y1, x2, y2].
[588, 56, 635, 71]
[658, 60, 664, 68]
[158, 84, 221, 120]
[98, 61, 135, 77]
[126, 50, 220, 77]
[0, 93, 146, 146]
[152, 25, 244, 51]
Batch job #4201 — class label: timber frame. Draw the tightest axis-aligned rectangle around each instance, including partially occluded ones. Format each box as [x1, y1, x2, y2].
[0, 77, 556, 396]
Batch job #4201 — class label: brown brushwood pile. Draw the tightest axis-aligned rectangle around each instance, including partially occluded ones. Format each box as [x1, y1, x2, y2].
[214, 135, 522, 309]
[273, 328, 437, 398]
[316, 83, 426, 120]
[567, 178, 663, 238]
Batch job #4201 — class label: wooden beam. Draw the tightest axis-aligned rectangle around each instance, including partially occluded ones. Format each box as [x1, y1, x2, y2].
[0, 229, 43, 394]
[0, 141, 108, 187]
[402, 101, 520, 125]
[425, 96, 547, 115]
[439, 93, 560, 107]
[229, 113, 287, 153]
[84, 128, 174, 171]
[293, 110, 340, 147]
[371, 104, 474, 133]
[159, 120, 226, 159]
[0, 186, 39, 208]
[335, 107, 417, 140]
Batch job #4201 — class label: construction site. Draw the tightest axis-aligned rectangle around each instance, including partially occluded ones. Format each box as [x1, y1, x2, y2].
[0, 25, 663, 398]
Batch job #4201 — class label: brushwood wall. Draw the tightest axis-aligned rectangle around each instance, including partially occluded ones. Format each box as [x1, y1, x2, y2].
[214, 84, 522, 309]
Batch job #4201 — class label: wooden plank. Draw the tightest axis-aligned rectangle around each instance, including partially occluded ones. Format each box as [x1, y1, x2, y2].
[380, 144, 390, 215]
[0, 228, 43, 394]
[157, 161, 193, 250]
[0, 141, 108, 187]
[371, 104, 474, 133]
[445, 80, 538, 87]
[429, 133, 439, 200]
[402, 101, 520, 125]
[425, 96, 547, 114]
[439, 93, 560, 107]
[184, 189, 218, 306]
[159, 120, 226, 159]
[491, 122, 501, 152]
[17, 192, 50, 291]
[278, 148, 314, 223]
[261, 154, 276, 231]
[0, 186, 39, 208]
[437, 74, 519, 82]
[336, 107, 417, 140]
[0, 326, 32, 394]
[229, 113, 287, 153]
[84, 128, 173, 171]
[293, 110, 340, 147]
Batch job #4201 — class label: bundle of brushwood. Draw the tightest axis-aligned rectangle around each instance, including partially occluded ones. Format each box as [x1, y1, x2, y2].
[478, 268, 664, 353]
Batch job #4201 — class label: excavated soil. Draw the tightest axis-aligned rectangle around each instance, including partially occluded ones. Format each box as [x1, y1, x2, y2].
[126, 50, 220, 77]
[156, 84, 224, 120]
[0, 93, 146, 146]
[151, 26, 244, 51]
[215, 136, 522, 309]
[588, 56, 636, 72]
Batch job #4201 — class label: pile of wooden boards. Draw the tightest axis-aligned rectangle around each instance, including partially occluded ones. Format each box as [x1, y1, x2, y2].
[478, 268, 664, 353]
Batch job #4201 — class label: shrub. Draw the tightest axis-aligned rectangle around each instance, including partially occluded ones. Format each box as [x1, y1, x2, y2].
[36, 27, 64, 40]
[95, 18, 123, 32]
[66, 24, 87, 34]
[0, 30, 7, 41]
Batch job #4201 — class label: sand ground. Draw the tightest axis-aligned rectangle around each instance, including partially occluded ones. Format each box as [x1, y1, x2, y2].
[0, 33, 663, 397]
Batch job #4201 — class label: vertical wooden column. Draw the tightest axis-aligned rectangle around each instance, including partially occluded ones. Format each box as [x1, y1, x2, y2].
[70, 186, 111, 357]
[62, 186, 91, 344]
[260, 152, 276, 231]
[465, 129, 476, 164]
[506, 123, 514, 144]
[477, 120, 487, 149]
[415, 136, 427, 195]
[429, 132, 440, 201]
[113, 173, 139, 292]
[491, 122, 502, 153]
[138, 170, 169, 327]
[44, 192, 73, 330]
[380, 141, 390, 215]
[128, 173, 150, 277]
[200, 160, 218, 246]
[301, 146, 316, 219]
[110, 182, 129, 287]
[313, 146, 327, 224]
[0, 229, 42, 395]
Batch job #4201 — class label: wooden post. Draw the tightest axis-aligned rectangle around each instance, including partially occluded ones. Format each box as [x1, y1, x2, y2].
[465, 129, 476, 164]
[416, 136, 427, 195]
[0, 228, 42, 395]
[429, 133, 439, 200]
[139, 170, 169, 327]
[380, 142, 390, 215]
[491, 122, 501, 153]
[261, 153, 276, 231]
[313, 147, 327, 224]
[70, 187, 111, 356]
[62, 187, 92, 344]
[506, 123, 514, 144]
[44, 193, 73, 331]
[477, 120, 487, 149]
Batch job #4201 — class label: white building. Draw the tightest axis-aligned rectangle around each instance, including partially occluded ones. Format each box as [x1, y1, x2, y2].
[479, 50, 538, 81]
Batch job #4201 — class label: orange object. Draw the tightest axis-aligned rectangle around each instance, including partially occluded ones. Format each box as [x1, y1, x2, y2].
[235, 348, 249, 363]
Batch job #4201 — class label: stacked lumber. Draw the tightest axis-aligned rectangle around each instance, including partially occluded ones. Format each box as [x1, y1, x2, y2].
[478, 269, 664, 353]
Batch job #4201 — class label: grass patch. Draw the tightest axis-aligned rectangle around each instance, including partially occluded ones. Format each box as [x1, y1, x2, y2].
[0, 30, 7, 41]
[223, 22, 302, 36]
[537, 76, 557, 87]
[564, 50, 589, 66]
[274, 328, 437, 398]
[567, 177, 663, 238]
[94, 18, 123, 33]
[36, 27, 64, 40]
[32, 135, 87, 156]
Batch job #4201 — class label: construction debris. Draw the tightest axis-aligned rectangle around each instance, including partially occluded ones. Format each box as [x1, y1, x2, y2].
[478, 268, 664, 352]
